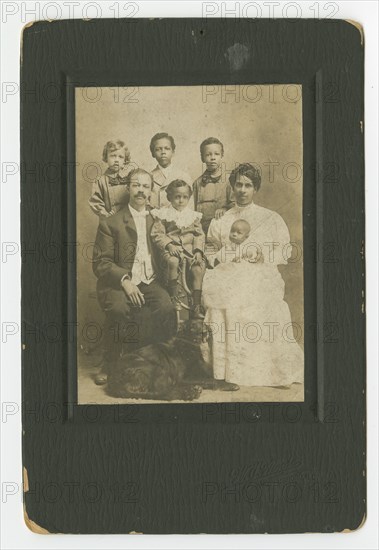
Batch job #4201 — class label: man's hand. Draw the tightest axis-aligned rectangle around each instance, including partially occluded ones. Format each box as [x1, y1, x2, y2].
[215, 208, 227, 220]
[121, 279, 145, 307]
[191, 251, 204, 266]
[167, 243, 182, 257]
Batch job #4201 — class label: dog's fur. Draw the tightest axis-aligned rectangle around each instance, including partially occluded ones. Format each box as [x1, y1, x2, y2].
[106, 321, 238, 401]
[107, 337, 203, 400]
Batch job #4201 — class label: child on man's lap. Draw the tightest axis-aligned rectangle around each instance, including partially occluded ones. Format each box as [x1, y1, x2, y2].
[151, 180, 206, 319]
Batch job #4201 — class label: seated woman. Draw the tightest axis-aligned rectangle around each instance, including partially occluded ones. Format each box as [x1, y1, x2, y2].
[203, 163, 304, 388]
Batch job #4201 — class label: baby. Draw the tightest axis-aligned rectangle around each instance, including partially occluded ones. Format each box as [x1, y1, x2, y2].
[88, 139, 134, 218]
[151, 179, 206, 319]
[215, 219, 261, 265]
[202, 219, 264, 311]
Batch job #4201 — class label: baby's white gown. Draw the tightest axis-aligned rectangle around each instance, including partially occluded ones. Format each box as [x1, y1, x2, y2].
[202, 204, 304, 388]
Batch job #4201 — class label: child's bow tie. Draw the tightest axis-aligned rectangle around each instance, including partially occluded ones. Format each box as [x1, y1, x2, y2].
[108, 173, 129, 186]
[201, 173, 222, 185]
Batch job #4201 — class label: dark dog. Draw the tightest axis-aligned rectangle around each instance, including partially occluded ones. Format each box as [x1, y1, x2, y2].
[106, 321, 239, 401]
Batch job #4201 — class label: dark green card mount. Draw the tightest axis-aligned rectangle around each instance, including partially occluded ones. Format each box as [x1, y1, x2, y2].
[21, 18, 365, 534]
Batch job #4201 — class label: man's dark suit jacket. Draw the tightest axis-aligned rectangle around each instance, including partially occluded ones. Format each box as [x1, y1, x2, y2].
[92, 205, 161, 291]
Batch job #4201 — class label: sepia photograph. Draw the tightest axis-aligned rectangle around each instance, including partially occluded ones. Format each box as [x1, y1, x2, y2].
[76, 84, 304, 404]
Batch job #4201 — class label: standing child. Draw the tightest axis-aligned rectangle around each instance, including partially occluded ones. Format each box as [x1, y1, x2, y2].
[193, 137, 234, 234]
[89, 139, 134, 217]
[151, 180, 206, 319]
[149, 132, 192, 209]
[88, 139, 133, 386]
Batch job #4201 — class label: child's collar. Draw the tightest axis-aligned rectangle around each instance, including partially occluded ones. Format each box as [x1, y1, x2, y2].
[151, 204, 202, 228]
[157, 163, 172, 175]
[105, 166, 125, 177]
[202, 168, 223, 184]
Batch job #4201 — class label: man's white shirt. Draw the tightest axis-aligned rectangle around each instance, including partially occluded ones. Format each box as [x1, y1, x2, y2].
[128, 203, 155, 285]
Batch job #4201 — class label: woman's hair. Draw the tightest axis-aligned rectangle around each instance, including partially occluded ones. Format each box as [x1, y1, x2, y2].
[200, 137, 224, 161]
[102, 140, 131, 163]
[229, 163, 261, 191]
[165, 179, 192, 201]
[149, 133, 176, 156]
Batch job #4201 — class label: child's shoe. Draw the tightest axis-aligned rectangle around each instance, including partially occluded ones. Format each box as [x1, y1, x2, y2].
[171, 296, 182, 311]
[191, 304, 205, 320]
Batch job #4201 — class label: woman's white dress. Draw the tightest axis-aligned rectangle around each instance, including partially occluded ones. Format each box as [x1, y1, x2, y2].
[202, 202, 303, 387]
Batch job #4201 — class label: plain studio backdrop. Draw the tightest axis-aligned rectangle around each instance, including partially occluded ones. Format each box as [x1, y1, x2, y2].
[75, 84, 304, 354]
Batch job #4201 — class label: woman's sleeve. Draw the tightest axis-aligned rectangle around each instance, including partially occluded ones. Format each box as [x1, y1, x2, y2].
[273, 213, 292, 265]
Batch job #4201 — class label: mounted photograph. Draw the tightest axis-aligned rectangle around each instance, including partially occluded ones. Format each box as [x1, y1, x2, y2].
[21, 18, 366, 535]
[75, 84, 304, 404]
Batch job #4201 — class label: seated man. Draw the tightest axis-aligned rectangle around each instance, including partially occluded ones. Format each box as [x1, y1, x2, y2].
[92, 168, 176, 384]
